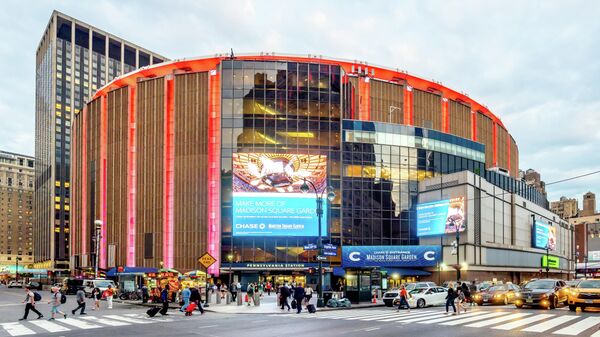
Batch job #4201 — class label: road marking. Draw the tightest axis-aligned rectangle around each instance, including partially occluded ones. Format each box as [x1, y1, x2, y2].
[519, 315, 579, 333]
[125, 313, 174, 322]
[29, 320, 71, 332]
[414, 311, 487, 324]
[58, 318, 101, 329]
[80, 316, 131, 326]
[394, 312, 459, 323]
[359, 312, 424, 321]
[440, 312, 506, 326]
[324, 311, 389, 319]
[0, 323, 35, 336]
[363, 327, 380, 332]
[103, 315, 153, 324]
[380, 311, 443, 322]
[552, 316, 600, 335]
[492, 314, 554, 330]
[465, 313, 532, 327]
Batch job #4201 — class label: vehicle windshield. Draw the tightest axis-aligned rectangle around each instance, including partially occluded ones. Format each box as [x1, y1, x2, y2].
[409, 289, 423, 295]
[95, 281, 114, 288]
[579, 280, 600, 289]
[405, 284, 416, 290]
[489, 285, 508, 291]
[524, 281, 555, 289]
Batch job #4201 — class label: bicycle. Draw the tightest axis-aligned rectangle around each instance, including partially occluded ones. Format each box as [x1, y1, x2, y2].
[119, 290, 141, 301]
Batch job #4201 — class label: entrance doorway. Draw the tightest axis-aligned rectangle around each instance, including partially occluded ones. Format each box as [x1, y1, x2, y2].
[267, 274, 306, 286]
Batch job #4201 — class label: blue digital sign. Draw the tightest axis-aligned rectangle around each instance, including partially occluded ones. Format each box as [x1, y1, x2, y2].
[416, 197, 466, 237]
[532, 220, 556, 251]
[341, 245, 441, 268]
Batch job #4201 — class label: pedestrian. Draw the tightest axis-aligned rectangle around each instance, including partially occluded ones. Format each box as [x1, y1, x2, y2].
[220, 284, 227, 299]
[279, 283, 291, 311]
[461, 282, 471, 306]
[160, 285, 170, 315]
[304, 285, 313, 306]
[396, 284, 411, 312]
[246, 283, 255, 306]
[180, 286, 191, 312]
[258, 282, 264, 297]
[92, 287, 101, 310]
[141, 285, 149, 304]
[189, 286, 205, 315]
[293, 283, 305, 314]
[456, 288, 467, 314]
[47, 286, 67, 320]
[230, 282, 238, 302]
[19, 286, 43, 320]
[104, 285, 115, 309]
[71, 288, 86, 315]
[445, 283, 457, 315]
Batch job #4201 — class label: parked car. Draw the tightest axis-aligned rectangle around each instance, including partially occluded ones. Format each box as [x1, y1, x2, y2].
[405, 286, 448, 308]
[515, 279, 568, 309]
[383, 288, 400, 307]
[83, 279, 117, 297]
[405, 282, 437, 292]
[8, 281, 23, 288]
[568, 279, 600, 312]
[473, 284, 520, 305]
[27, 282, 43, 290]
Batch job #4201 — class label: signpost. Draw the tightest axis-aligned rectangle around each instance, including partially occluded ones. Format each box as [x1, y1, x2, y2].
[198, 253, 217, 307]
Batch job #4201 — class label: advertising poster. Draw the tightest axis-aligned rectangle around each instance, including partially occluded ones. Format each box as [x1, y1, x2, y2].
[532, 220, 556, 250]
[341, 246, 441, 268]
[416, 197, 466, 237]
[232, 153, 328, 237]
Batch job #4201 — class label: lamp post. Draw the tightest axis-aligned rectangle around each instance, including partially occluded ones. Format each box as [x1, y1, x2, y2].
[227, 254, 234, 288]
[450, 218, 463, 282]
[15, 257, 22, 283]
[94, 220, 103, 279]
[300, 178, 335, 308]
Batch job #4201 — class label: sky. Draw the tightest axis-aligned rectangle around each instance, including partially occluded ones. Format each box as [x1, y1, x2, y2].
[0, 0, 598, 204]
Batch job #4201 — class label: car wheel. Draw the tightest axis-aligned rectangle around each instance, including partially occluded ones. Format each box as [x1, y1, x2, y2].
[550, 296, 558, 309]
[569, 305, 577, 312]
[417, 299, 425, 308]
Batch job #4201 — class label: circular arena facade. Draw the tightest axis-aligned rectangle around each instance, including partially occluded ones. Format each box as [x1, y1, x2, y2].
[70, 53, 548, 290]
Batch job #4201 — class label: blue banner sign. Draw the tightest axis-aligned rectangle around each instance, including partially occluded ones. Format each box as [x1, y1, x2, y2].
[303, 243, 317, 250]
[416, 197, 466, 237]
[324, 244, 337, 250]
[341, 245, 441, 268]
[323, 250, 337, 256]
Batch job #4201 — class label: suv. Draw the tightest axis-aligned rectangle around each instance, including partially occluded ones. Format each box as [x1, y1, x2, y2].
[516, 279, 568, 309]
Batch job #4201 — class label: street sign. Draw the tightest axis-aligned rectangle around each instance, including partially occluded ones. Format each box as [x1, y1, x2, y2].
[323, 250, 337, 256]
[316, 255, 328, 261]
[198, 253, 217, 269]
[324, 243, 337, 250]
[303, 243, 318, 250]
[542, 255, 560, 269]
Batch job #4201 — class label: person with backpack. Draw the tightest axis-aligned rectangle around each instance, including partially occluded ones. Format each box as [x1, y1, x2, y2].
[189, 286, 204, 314]
[396, 284, 411, 312]
[71, 289, 87, 315]
[47, 286, 67, 320]
[246, 283, 255, 306]
[92, 287, 101, 310]
[19, 286, 43, 320]
[445, 283, 457, 315]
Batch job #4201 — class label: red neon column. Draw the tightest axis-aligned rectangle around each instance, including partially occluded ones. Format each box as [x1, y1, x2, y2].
[163, 77, 175, 269]
[350, 85, 356, 119]
[506, 134, 511, 176]
[471, 111, 477, 141]
[493, 123, 498, 167]
[100, 95, 108, 269]
[404, 86, 413, 125]
[442, 98, 449, 133]
[207, 69, 221, 276]
[81, 107, 87, 255]
[127, 86, 137, 267]
[358, 77, 371, 121]
[71, 118, 77, 259]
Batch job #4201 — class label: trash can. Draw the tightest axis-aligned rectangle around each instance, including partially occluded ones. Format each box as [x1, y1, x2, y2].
[323, 291, 333, 303]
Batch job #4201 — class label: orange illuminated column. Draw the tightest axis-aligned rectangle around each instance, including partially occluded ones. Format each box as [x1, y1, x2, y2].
[358, 77, 371, 121]
[404, 86, 413, 125]
[100, 95, 108, 269]
[442, 98, 449, 133]
[81, 107, 87, 255]
[163, 77, 175, 269]
[506, 134, 511, 176]
[493, 123, 498, 166]
[207, 69, 221, 276]
[127, 86, 137, 267]
[471, 111, 477, 142]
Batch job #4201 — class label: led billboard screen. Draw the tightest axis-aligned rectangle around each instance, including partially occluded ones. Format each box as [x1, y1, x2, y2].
[532, 220, 556, 251]
[232, 153, 328, 237]
[416, 197, 466, 237]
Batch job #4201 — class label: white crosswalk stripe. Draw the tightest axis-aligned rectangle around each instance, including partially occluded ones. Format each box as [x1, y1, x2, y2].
[80, 316, 131, 326]
[552, 317, 600, 335]
[103, 314, 154, 324]
[521, 316, 580, 333]
[411, 311, 486, 324]
[440, 312, 506, 326]
[0, 323, 35, 336]
[28, 320, 70, 333]
[57, 318, 101, 329]
[465, 313, 531, 328]
[492, 313, 554, 330]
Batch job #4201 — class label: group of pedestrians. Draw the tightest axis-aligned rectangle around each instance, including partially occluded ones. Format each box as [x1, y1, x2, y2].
[445, 282, 472, 315]
[178, 285, 205, 315]
[277, 282, 315, 314]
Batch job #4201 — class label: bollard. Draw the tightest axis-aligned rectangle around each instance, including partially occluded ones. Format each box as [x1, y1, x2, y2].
[226, 292, 231, 304]
[237, 290, 242, 306]
[254, 293, 261, 306]
[216, 292, 222, 304]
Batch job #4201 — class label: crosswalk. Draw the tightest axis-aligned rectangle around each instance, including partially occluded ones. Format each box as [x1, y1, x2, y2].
[0, 312, 190, 336]
[271, 309, 600, 336]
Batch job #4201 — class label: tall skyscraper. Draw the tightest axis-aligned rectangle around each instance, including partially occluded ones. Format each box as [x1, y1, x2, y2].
[34, 11, 167, 271]
[0, 151, 35, 267]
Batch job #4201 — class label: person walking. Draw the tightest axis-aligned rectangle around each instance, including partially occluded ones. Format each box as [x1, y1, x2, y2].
[304, 285, 314, 306]
[396, 285, 411, 312]
[246, 283, 255, 306]
[160, 285, 170, 315]
[104, 285, 115, 309]
[461, 282, 471, 307]
[456, 288, 467, 314]
[189, 286, 205, 314]
[92, 287, 101, 310]
[47, 287, 67, 320]
[230, 282, 238, 302]
[293, 283, 305, 314]
[180, 287, 191, 312]
[71, 289, 86, 315]
[279, 284, 291, 311]
[141, 285, 149, 304]
[266, 282, 272, 296]
[445, 283, 457, 315]
[19, 286, 43, 320]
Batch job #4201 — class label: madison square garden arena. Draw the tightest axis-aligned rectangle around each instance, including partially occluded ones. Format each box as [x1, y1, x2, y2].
[70, 53, 573, 303]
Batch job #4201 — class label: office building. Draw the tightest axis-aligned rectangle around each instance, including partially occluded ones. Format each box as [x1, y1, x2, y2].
[550, 196, 579, 220]
[582, 191, 597, 217]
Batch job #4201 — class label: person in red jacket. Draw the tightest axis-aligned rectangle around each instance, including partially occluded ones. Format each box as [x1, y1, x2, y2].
[396, 285, 411, 312]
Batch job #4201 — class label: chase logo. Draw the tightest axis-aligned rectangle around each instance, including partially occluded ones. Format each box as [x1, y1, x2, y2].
[423, 251, 436, 261]
[348, 252, 361, 262]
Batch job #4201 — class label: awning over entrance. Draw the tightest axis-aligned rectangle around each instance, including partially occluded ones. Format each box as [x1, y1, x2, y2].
[381, 268, 431, 277]
[106, 267, 158, 277]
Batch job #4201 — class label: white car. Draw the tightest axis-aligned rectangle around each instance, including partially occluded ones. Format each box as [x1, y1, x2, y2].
[404, 287, 448, 308]
[8, 281, 23, 288]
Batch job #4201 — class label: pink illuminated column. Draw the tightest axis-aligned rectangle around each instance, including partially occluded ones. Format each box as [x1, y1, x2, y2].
[81, 107, 87, 255]
[358, 77, 370, 121]
[127, 86, 137, 267]
[404, 86, 413, 125]
[471, 111, 477, 141]
[163, 77, 175, 269]
[442, 98, 449, 133]
[100, 95, 108, 269]
[207, 69, 221, 276]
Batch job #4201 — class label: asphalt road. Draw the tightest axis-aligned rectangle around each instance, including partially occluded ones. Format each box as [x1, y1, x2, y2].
[2, 286, 600, 337]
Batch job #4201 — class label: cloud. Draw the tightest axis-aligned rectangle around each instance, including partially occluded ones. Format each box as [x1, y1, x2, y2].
[0, 0, 598, 202]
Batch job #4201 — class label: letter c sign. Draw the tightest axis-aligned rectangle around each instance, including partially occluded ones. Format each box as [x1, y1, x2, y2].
[349, 252, 361, 262]
[424, 251, 436, 261]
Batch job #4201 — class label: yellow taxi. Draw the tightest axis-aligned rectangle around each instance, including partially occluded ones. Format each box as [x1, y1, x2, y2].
[568, 279, 600, 311]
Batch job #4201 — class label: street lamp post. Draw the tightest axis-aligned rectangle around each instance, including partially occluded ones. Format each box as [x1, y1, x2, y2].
[227, 254, 234, 289]
[546, 242, 550, 278]
[455, 224, 461, 282]
[94, 220, 103, 279]
[15, 257, 21, 283]
[301, 178, 335, 308]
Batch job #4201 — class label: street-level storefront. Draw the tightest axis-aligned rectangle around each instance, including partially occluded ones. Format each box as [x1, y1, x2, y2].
[341, 245, 441, 303]
[221, 262, 331, 291]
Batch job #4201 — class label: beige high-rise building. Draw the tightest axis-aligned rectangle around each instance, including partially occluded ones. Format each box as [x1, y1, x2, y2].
[550, 196, 579, 220]
[0, 151, 35, 266]
[582, 192, 597, 217]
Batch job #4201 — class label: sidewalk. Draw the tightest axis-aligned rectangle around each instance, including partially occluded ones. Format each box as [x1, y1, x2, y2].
[116, 293, 385, 314]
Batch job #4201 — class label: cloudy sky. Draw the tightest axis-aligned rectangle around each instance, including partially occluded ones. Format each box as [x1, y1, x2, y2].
[1, 0, 598, 204]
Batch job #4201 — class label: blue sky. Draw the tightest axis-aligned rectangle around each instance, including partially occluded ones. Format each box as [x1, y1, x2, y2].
[0, 0, 598, 204]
